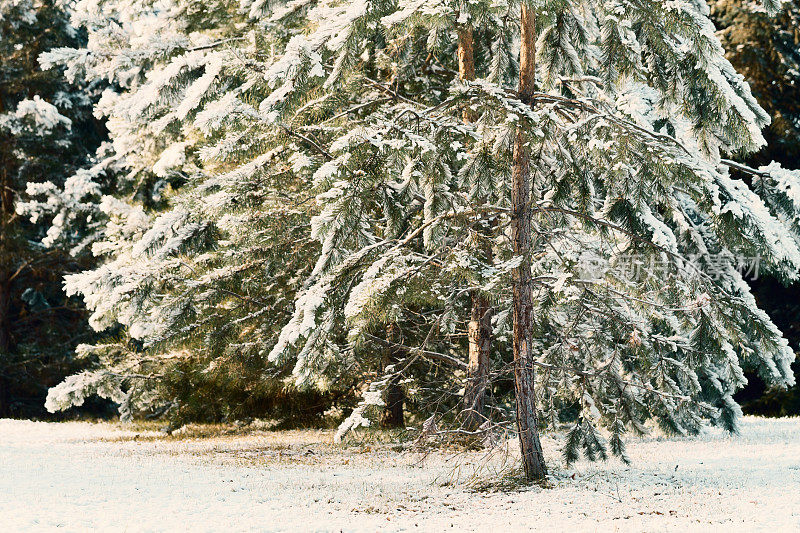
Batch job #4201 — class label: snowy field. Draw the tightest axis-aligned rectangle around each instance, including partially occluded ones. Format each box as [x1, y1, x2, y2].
[0, 417, 798, 532]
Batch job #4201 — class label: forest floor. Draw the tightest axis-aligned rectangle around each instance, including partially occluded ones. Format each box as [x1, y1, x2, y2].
[0, 416, 798, 532]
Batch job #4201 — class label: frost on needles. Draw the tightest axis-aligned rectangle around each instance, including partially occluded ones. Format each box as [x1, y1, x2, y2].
[34, 0, 800, 469]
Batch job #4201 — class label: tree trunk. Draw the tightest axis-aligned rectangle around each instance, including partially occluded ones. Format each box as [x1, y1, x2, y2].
[510, 3, 547, 481]
[457, 26, 475, 82]
[0, 148, 11, 356]
[0, 279, 10, 354]
[457, 21, 494, 430]
[0, 182, 11, 356]
[463, 291, 492, 429]
[0, 148, 12, 416]
[381, 322, 405, 428]
[0, 279, 10, 417]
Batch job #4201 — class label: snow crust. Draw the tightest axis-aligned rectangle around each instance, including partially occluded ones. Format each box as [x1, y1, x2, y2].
[1, 417, 798, 531]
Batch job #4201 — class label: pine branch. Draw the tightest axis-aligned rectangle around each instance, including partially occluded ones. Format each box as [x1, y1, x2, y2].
[186, 37, 246, 52]
[362, 332, 467, 369]
[720, 158, 770, 178]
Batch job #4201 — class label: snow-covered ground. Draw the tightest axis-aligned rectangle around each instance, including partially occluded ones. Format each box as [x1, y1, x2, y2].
[0, 416, 798, 532]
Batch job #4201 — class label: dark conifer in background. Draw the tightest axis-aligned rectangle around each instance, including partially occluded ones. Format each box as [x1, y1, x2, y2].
[0, 0, 104, 417]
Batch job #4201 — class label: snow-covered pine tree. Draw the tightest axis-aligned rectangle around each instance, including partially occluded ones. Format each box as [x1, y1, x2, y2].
[42, 0, 800, 482]
[380, 0, 499, 429]
[710, 0, 800, 414]
[509, 0, 547, 479]
[42, 0, 491, 423]
[250, 0, 800, 480]
[0, 0, 105, 416]
[38, 0, 357, 422]
[456, 2, 494, 432]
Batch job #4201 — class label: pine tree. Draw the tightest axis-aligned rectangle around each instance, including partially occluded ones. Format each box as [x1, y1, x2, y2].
[457, 5, 494, 432]
[37, 0, 357, 422]
[257, 0, 799, 473]
[712, 0, 800, 168]
[0, 0, 104, 417]
[710, 0, 800, 415]
[509, 2, 547, 481]
[42, 0, 800, 481]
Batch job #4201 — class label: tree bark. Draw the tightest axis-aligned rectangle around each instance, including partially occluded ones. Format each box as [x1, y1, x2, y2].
[463, 291, 491, 429]
[457, 26, 476, 82]
[0, 147, 12, 417]
[510, 3, 547, 481]
[0, 197, 10, 356]
[0, 142, 11, 355]
[380, 322, 405, 428]
[457, 21, 495, 430]
[0, 279, 10, 354]
[0, 278, 10, 417]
